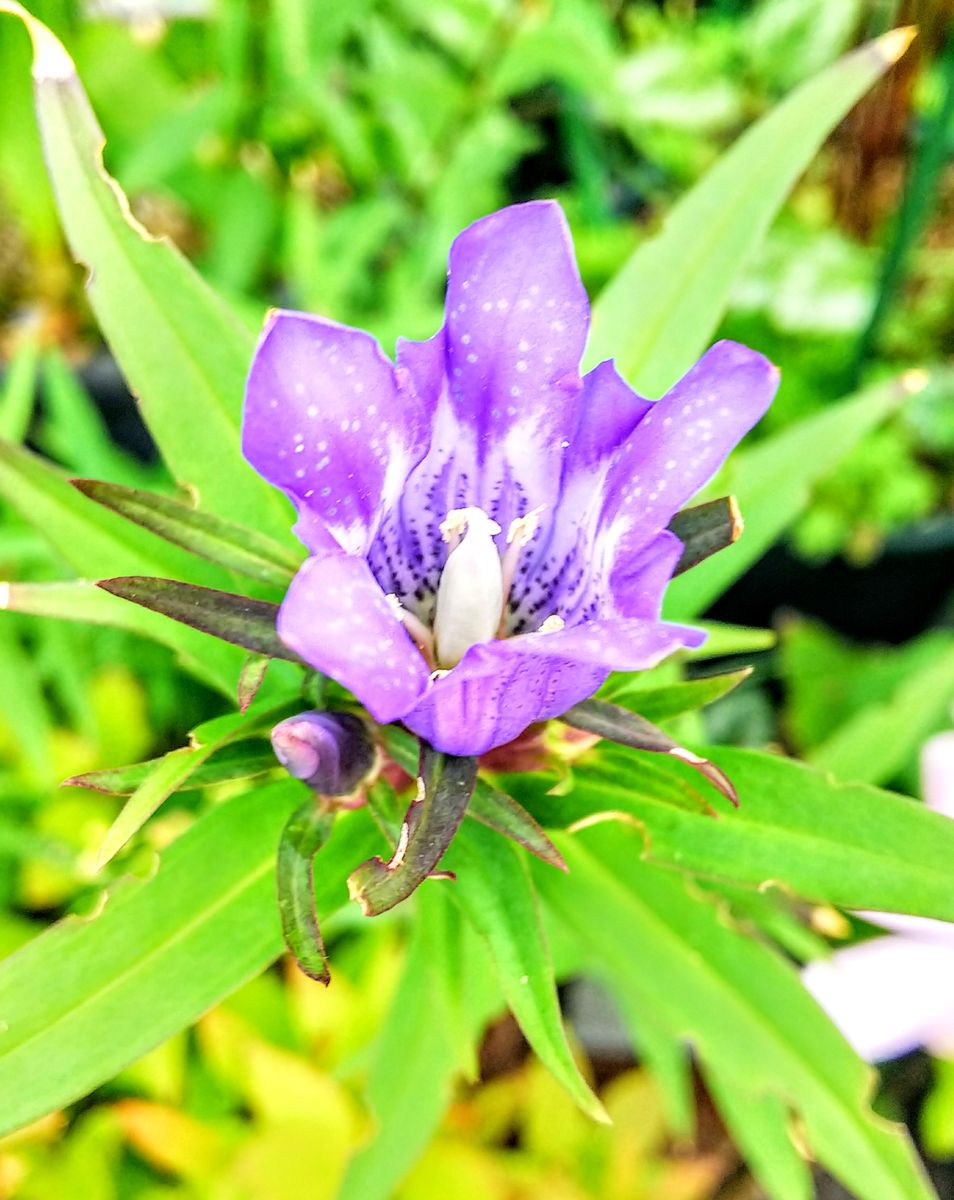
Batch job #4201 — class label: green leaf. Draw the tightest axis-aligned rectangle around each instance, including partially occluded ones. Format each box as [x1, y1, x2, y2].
[93, 745, 215, 869]
[0, 444, 247, 695]
[687, 621, 776, 658]
[664, 372, 921, 618]
[347, 748, 477, 917]
[447, 819, 607, 1123]
[599, 666, 752, 721]
[72, 479, 300, 589]
[806, 641, 954, 787]
[669, 497, 742, 576]
[276, 798, 334, 985]
[561, 697, 738, 805]
[380, 726, 566, 869]
[0, 784, 382, 1134]
[586, 28, 915, 394]
[0, 3, 293, 544]
[553, 747, 954, 922]
[96, 576, 298, 663]
[703, 1066, 813, 1200]
[536, 828, 935, 1200]
[65, 740, 276, 796]
[0, 339, 38, 443]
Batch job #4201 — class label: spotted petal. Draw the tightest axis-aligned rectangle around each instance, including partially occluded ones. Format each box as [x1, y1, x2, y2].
[278, 553, 430, 724]
[601, 340, 779, 555]
[444, 200, 589, 448]
[243, 311, 427, 556]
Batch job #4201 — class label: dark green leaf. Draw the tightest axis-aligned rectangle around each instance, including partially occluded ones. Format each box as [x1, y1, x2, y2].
[97, 576, 300, 662]
[381, 726, 566, 870]
[561, 697, 738, 805]
[347, 747, 477, 916]
[71, 478, 300, 588]
[276, 798, 335, 985]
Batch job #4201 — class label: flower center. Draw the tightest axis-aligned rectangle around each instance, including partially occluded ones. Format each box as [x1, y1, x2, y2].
[433, 507, 503, 668]
[387, 504, 560, 673]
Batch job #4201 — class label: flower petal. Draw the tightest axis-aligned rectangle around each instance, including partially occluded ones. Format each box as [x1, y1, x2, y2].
[243, 311, 427, 556]
[601, 340, 779, 554]
[277, 553, 430, 724]
[802, 937, 954, 1062]
[403, 645, 605, 757]
[570, 358, 652, 469]
[402, 617, 700, 756]
[443, 201, 589, 447]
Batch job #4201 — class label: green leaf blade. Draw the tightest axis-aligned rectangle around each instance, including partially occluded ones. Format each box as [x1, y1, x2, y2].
[587, 28, 916, 394]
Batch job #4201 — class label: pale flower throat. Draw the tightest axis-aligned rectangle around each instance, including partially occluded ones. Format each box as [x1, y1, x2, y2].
[388, 504, 562, 673]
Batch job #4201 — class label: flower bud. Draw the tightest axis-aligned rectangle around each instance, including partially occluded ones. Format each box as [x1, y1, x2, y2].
[271, 711, 375, 795]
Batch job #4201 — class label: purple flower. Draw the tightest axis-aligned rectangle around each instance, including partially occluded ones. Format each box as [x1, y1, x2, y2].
[803, 731, 954, 1062]
[243, 201, 778, 756]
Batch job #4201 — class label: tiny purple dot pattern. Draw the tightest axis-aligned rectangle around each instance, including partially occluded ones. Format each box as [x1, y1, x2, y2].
[243, 201, 779, 755]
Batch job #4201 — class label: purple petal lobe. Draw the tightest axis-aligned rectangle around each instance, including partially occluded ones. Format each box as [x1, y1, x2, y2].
[570, 359, 652, 469]
[404, 643, 606, 757]
[278, 553, 429, 724]
[601, 340, 779, 555]
[443, 201, 588, 468]
[243, 311, 426, 555]
[402, 617, 699, 756]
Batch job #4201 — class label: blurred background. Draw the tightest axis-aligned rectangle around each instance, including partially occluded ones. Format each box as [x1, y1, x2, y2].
[0, 0, 952, 1196]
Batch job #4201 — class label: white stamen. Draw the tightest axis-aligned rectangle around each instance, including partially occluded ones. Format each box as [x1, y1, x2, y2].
[537, 615, 565, 634]
[433, 507, 503, 668]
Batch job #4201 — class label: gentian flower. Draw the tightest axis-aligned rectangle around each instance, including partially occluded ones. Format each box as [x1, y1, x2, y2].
[243, 202, 778, 756]
[803, 730, 954, 1062]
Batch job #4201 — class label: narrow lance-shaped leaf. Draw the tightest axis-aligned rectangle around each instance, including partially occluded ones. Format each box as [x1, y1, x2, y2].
[65, 741, 277, 797]
[93, 745, 216, 870]
[380, 725, 566, 870]
[561, 696, 738, 806]
[669, 496, 742, 576]
[446, 819, 608, 1123]
[348, 746, 478, 917]
[599, 665, 752, 720]
[84, 700, 299, 867]
[0, 3, 294, 543]
[587, 27, 916, 394]
[536, 830, 936, 1200]
[72, 479, 301, 588]
[237, 654, 270, 713]
[97, 576, 301, 663]
[276, 798, 335, 985]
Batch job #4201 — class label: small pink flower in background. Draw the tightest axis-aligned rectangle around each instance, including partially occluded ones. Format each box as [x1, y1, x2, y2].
[803, 730, 954, 1062]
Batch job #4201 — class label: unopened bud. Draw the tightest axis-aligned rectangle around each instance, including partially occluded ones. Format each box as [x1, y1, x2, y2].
[271, 711, 375, 795]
